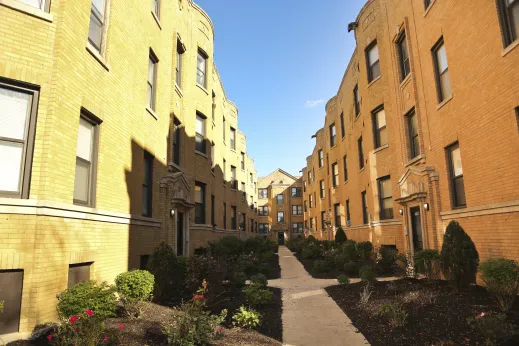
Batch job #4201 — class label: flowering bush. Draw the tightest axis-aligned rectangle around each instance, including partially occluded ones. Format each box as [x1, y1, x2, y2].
[48, 309, 109, 346]
[467, 312, 517, 346]
[163, 281, 227, 346]
[232, 306, 261, 329]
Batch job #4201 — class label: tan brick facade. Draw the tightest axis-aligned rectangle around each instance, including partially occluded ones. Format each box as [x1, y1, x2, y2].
[302, 0, 519, 263]
[0, 0, 258, 336]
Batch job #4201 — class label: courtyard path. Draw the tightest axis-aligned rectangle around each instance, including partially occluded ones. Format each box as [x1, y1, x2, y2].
[269, 246, 370, 346]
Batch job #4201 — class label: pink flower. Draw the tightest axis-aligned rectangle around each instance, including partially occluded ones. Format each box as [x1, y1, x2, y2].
[47, 334, 53, 341]
[475, 312, 486, 319]
[69, 315, 78, 324]
[118, 323, 125, 329]
[104, 337, 109, 342]
[85, 309, 94, 317]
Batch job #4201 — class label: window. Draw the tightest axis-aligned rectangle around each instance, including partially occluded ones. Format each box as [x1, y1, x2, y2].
[334, 203, 341, 227]
[74, 115, 100, 206]
[292, 223, 304, 233]
[358, 136, 364, 169]
[223, 159, 226, 184]
[88, 0, 107, 52]
[241, 152, 245, 170]
[195, 113, 206, 154]
[378, 176, 393, 220]
[346, 199, 351, 224]
[231, 206, 237, 230]
[211, 195, 215, 227]
[147, 50, 158, 111]
[292, 205, 303, 216]
[172, 117, 181, 165]
[361, 191, 368, 224]
[142, 152, 153, 217]
[516, 107, 519, 132]
[304, 200, 307, 212]
[176, 39, 185, 88]
[372, 106, 388, 148]
[211, 92, 216, 122]
[340, 112, 346, 138]
[291, 187, 302, 198]
[309, 194, 314, 208]
[241, 182, 246, 200]
[343, 155, 348, 182]
[447, 143, 466, 208]
[366, 41, 380, 82]
[407, 109, 420, 159]
[210, 142, 215, 172]
[223, 117, 226, 142]
[277, 194, 284, 205]
[329, 123, 336, 147]
[432, 38, 452, 102]
[319, 180, 325, 199]
[17, 0, 49, 10]
[258, 188, 268, 199]
[259, 205, 269, 216]
[250, 219, 253, 232]
[240, 212, 245, 231]
[318, 150, 324, 168]
[223, 202, 227, 229]
[259, 224, 269, 234]
[398, 33, 410, 80]
[250, 173, 253, 185]
[196, 49, 208, 88]
[68, 263, 92, 288]
[277, 211, 285, 223]
[195, 182, 206, 224]
[152, 0, 160, 18]
[424, 0, 432, 9]
[321, 211, 326, 231]
[230, 127, 236, 150]
[354, 84, 361, 116]
[332, 163, 339, 187]
[303, 181, 307, 192]
[498, 0, 519, 47]
[308, 171, 313, 183]
[0, 83, 37, 199]
[230, 166, 237, 190]
[310, 217, 314, 229]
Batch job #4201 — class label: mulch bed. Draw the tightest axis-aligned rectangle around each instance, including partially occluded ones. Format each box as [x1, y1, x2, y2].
[326, 279, 519, 346]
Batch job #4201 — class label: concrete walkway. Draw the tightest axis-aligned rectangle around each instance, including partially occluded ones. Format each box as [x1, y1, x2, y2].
[269, 246, 370, 346]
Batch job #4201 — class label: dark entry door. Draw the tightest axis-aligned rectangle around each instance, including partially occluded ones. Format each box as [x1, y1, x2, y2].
[0, 270, 24, 334]
[410, 207, 423, 252]
[177, 212, 184, 256]
[277, 232, 285, 245]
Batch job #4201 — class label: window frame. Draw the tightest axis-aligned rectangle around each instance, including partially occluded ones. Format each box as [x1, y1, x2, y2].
[319, 180, 325, 199]
[172, 116, 181, 166]
[142, 151, 153, 217]
[318, 149, 324, 168]
[309, 194, 313, 208]
[196, 48, 208, 89]
[240, 152, 245, 170]
[432, 38, 452, 103]
[277, 211, 285, 223]
[73, 109, 102, 207]
[329, 123, 336, 147]
[346, 199, 351, 224]
[321, 211, 326, 231]
[291, 187, 302, 198]
[194, 182, 206, 224]
[175, 38, 186, 88]
[292, 222, 304, 233]
[361, 191, 368, 224]
[231, 206, 237, 230]
[230, 166, 237, 190]
[397, 32, 410, 81]
[424, 0, 432, 10]
[16, 0, 51, 11]
[230, 127, 236, 150]
[377, 176, 393, 220]
[88, 0, 108, 53]
[340, 112, 346, 138]
[277, 193, 284, 205]
[147, 49, 159, 111]
[358, 136, 364, 169]
[332, 162, 339, 188]
[343, 155, 348, 182]
[354, 84, 361, 116]
[366, 40, 380, 83]
[334, 203, 341, 227]
[446, 142, 467, 208]
[0, 79, 39, 199]
[372, 105, 387, 149]
[497, 0, 519, 47]
[406, 108, 420, 159]
[195, 112, 206, 154]
[258, 188, 268, 199]
[292, 205, 303, 216]
[258, 205, 269, 216]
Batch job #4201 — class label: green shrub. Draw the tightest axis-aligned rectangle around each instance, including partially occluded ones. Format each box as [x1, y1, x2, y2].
[210, 236, 244, 259]
[238, 258, 259, 277]
[440, 221, 479, 290]
[48, 309, 106, 346]
[302, 242, 322, 259]
[344, 261, 360, 277]
[312, 260, 329, 273]
[359, 266, 376, 283]
[337, 274, 350, 286]
[233, 272, 248, 286]
[250, 274, 268, 287]
[335, 227, 347, 244]
[0, 300, 3, 313]
[319, 241, 336, 250]
[184, 255, 228, 305]
[305, 235, 318, 244]
[115, 270, 154, 301]
[379, 303, 408, 328]
[260, 250, 275, 263]
[244, 237, 277, 255]
[323, 249, 338, 268]
[467, 312, 517, 346]
[479, 258, 519, 311]
[286, 239, 303, 253]
[57, 281, 116, 321]
[414, 249, 441, 280]
[243, 285, 273, 306]
[342, 240, 358, 262]
[356, 241, 374, 260]
[258, 263, 270, 276]
[378, 247, 398, 274]
[334, 254, 348, 271]
[232, 306, 261, 329]
[147, 242, 187, 302]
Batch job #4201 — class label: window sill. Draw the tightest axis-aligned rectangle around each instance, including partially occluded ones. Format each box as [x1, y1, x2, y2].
[86, 43, 110, 72]
[399, 73, 412, 89]
[502, 39, 519, 57]
[330, 144, 337, 150]
[436, 94, 453, 111]
[424, 0, 436, 17]
[175, 83, 184, 98]
[367, 75, 381, 89]
[151, 10, 162, 30]
[0, 0, 53, 22]
[405, 154, 426, 168]
[197, 83, 209, 95]
[373, 143, 389, 154]
[146, 106, 159, 120]
[195, 150, 208, 159]
[355, 113, 361, 122]
[230, 149, 236, 153]
[168, 161, 183, 172]
[344, 180, 349, 185]
[359, 167, 365, 173]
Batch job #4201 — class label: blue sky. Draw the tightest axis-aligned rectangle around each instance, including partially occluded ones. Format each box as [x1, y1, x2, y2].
[195, 0, 366, 177]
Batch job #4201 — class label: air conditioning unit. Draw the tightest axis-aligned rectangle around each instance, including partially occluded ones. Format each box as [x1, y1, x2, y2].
[346, 220, 351, 227]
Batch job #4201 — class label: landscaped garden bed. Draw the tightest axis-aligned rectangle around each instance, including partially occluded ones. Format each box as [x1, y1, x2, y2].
[326, 279, 519, 345]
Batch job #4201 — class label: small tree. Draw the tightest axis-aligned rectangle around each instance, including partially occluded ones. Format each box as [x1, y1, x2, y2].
[440, 221, 479, 290]
[335, 227, 347, 244]
[414, 249, 441, 280]
[147, 242, 186, 302]
[479, 258, 519, 311]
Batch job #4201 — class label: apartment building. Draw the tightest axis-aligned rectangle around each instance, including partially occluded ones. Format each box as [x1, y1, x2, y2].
[0, 0, 258, 337]
[303, 0, 519, 260]
[257, 169, 304, 245]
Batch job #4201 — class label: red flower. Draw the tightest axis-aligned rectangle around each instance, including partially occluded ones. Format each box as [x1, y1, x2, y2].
[69, 316, 78, 324]
[192, 294, 204, 301]
[104, 337, 109, 342]
[47, 334, 53, 341]
[118, 323, 125, 329]
[183, 328, 187, 333]
[85, 309, 94, 317]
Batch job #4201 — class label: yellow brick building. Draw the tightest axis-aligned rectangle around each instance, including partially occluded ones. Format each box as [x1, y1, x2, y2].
[0, 0, 259, 337]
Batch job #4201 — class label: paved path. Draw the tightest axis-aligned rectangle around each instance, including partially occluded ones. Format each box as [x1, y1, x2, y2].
[269, 246, 370, 346]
